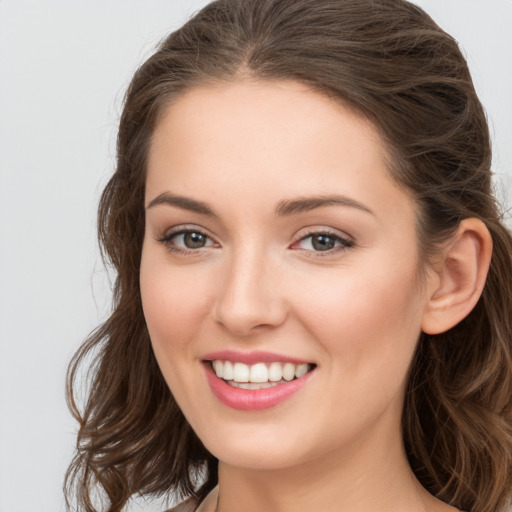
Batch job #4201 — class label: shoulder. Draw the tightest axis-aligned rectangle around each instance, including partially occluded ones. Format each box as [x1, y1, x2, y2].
[165, 486, 218, 512]
[165, 497, 198, 512]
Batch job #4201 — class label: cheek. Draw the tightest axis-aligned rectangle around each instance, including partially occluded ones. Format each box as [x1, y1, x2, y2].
[291, 259, 424, 373]
[139, 257, 218, 412]
[139, 255, 214, 356]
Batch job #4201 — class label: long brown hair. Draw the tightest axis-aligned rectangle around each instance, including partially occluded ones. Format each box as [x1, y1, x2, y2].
[65, 1, 512, 511]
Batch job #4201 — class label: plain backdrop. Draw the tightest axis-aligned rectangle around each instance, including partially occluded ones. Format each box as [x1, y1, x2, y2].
[0, 1, 511, 511]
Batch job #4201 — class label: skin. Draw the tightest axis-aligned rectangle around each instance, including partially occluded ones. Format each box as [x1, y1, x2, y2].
[140, 80, 461, 512]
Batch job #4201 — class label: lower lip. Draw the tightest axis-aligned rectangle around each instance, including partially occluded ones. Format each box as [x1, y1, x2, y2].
[204, 363, 314, 411]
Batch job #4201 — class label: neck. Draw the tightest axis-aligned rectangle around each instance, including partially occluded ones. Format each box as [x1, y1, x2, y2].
[215, 425, 453, 512]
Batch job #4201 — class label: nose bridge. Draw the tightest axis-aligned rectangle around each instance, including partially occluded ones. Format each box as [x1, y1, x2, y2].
[213, 240, 286, 335]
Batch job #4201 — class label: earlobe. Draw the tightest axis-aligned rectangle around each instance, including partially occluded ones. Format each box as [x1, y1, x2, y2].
[421, 218, 493, 335]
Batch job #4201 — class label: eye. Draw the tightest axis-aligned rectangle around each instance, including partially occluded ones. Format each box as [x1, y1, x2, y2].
[158, 228, 218, 253]
[293, 231, 354, 253]
[176, 231, 210, 249]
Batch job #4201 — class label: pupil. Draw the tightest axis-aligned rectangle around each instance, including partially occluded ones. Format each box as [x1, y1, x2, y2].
[312, 234, 335, 251]
[184, 232, 206, 249]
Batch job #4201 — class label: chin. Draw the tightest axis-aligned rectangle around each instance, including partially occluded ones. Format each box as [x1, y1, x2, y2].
[209, 442, 309, 471]
[195, 421, 315, 470]
[196, 413, 362, 474]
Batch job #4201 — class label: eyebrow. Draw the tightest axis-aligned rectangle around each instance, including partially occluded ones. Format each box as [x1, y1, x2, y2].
[146, 192, 217, 216]
[275, 195, 374, 217]
[146, 192, 374, 217]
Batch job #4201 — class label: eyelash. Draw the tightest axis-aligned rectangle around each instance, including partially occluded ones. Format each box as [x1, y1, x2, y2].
[157, 227, 354, 257]
[293, 230, 354, 257]
[157, 227, 217, 255]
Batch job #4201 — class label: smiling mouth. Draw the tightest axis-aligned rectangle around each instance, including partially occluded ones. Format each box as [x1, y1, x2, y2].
[209, 360, 316, 390]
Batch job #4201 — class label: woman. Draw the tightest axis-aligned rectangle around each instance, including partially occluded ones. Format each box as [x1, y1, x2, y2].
[65, 1, 512, 511]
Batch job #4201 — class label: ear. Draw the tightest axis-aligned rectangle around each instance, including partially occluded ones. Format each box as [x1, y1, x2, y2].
[421, 218, 493, 335]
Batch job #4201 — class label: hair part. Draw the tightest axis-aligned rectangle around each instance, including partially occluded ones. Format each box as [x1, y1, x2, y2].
[65, 1, 512, 511]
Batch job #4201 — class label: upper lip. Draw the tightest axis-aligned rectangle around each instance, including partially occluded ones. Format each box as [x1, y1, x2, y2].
[202, 350, 313, 365]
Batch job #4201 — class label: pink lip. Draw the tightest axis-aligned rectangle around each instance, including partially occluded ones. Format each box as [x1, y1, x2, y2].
[203, 362, 315, 411]
[202, 350, 312, 365]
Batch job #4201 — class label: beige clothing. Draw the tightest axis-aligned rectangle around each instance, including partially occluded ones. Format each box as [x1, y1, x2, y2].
[166, 486, 219, 512]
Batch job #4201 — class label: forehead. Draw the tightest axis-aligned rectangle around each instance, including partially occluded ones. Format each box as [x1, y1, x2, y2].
[146, 80, 413, 224]
[149, 79, 383, 169]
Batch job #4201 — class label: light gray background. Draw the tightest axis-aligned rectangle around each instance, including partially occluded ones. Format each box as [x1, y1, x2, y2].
[1, 1, 511, 511]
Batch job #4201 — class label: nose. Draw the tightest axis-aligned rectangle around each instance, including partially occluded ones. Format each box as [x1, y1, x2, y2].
[213, 247, 288, 336]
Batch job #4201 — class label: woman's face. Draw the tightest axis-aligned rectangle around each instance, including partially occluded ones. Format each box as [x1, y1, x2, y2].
[140, 80, 435, 470]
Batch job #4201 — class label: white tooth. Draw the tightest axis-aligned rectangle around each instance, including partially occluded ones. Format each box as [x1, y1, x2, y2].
[295, 363, 308, 378]
[268, 362, 283, 382]
[250, 363, 269, 383]
[229, 381, 282, 389]
[283, 362, 295, 381]
[223, 361, 234, 380]
[233, 362, 250, 382]
[213, 360, 223, 378]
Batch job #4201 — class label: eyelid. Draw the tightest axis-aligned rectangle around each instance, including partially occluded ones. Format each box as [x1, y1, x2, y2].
[290, 227, 355, 255]
[155, 224, 354, 256]
[156, 224, 220, 253]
